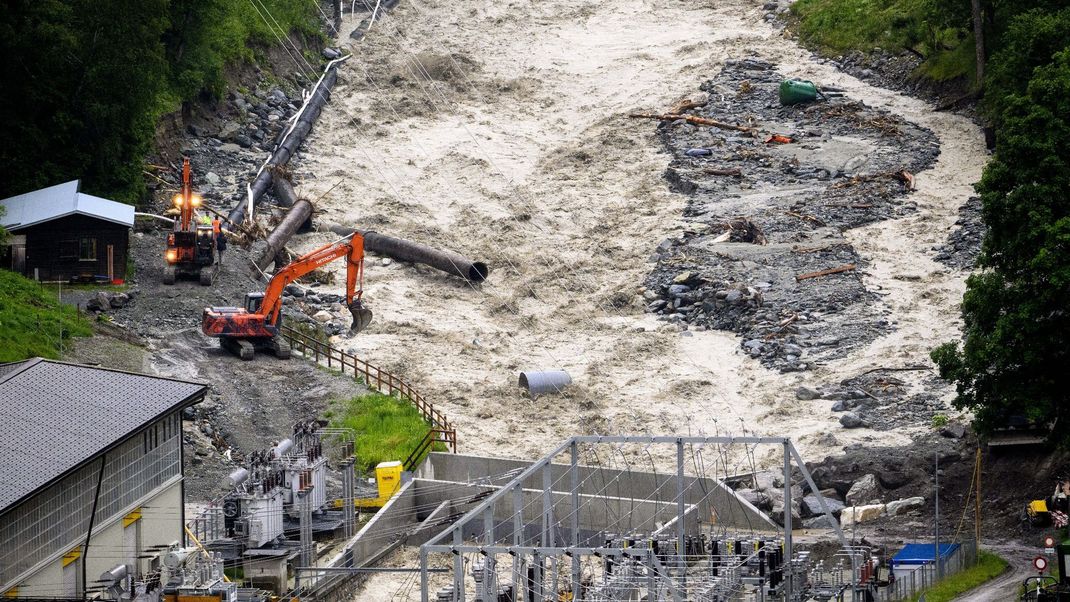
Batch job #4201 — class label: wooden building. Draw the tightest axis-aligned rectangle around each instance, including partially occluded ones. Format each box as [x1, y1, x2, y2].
[0, 180, 134, 282]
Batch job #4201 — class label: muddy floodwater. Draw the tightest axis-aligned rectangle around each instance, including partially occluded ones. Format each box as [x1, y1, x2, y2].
[285, 0, 984, 486]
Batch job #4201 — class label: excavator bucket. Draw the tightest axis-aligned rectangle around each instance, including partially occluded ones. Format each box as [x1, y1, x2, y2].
[349, 299, 373, 334]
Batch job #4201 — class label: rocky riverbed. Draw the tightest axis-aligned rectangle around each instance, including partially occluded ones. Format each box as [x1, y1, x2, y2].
[642, 58, 940, 373]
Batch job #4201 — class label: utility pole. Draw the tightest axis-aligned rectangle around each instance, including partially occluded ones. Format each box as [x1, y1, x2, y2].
[974, 448, 982, 553]
[934, 452, 941, 581]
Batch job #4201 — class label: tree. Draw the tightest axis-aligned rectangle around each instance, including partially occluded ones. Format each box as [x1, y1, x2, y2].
[933, 47, 1070, 443]
[0, 0, 169, 203]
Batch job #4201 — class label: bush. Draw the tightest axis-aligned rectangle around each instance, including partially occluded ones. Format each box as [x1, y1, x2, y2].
[0, 270, 92, 362]
[934, 48, 1070, 443]
[0, 0, 322, 204]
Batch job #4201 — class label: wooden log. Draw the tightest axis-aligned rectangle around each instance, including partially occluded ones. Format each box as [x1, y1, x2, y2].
[795, 263, 857, 281]
[628, 112, 753, 133]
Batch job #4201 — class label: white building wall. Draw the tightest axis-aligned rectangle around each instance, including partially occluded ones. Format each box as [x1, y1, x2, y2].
[8, 479, 183, 599]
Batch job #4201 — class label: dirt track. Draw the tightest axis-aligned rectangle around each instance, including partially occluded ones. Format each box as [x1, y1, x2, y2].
[269, 0, 984, 481]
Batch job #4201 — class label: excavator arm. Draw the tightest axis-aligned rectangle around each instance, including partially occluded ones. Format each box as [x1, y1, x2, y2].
[260, 232, 369, 331]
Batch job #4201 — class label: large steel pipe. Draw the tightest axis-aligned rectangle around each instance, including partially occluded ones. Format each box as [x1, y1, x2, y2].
[319, 223, 489, 283]
[254, 199, 312, 271]
[228, 58, 346, 225]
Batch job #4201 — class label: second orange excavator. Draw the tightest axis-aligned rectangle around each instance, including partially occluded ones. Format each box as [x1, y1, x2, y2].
[201, 232, 373, 360]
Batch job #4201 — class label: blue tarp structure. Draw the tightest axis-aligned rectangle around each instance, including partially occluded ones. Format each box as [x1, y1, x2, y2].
[891, 543, 960, 567]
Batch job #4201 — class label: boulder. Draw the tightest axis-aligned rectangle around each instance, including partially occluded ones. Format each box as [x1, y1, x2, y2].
[802, 494, 845, 518]
[108, 293, 131, 308]
[312, 310, 333, 323]
[839, 411, 866, 428]
[886, 496, 926, 516]
[940, 423, 967, 439]
[795, 386, 820, 401]
[86, 291, 110, 312]
[736, 488, 771, 510]
[803, 515, 838, 529]
[752, 471, 778, 492]
[846, 474, 881, 506]
[770, 494, 801, 527]
[840, 504, 885, 526]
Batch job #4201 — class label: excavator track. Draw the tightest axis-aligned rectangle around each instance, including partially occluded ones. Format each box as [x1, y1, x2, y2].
[220, 337, 255, 361]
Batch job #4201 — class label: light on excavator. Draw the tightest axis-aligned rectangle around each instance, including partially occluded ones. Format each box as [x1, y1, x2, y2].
[173, 194, 184, 207]
[190, 194, 202, 207]
[165, 249, 178, 263]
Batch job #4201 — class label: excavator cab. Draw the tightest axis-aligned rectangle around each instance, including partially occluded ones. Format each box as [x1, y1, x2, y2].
[245, 292, 265, 314]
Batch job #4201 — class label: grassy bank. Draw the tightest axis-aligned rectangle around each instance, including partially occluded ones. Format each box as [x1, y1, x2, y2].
[0, 270, 92, 362]
[790, 0, 975, 82]
[326, 391, 441, 471]
[907, 551, 1008, 602]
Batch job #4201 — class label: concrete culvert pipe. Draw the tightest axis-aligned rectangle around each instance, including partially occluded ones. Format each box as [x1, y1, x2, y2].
[519, 370, 572, 397]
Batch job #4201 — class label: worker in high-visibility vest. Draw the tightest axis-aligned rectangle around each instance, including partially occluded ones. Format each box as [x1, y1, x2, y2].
[212, 217, 225, 265]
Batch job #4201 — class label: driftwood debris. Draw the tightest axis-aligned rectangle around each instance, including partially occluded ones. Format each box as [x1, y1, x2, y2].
[796, 263, 857, 281]
[785, 211, 827, 227]
[628, 112, 753, 133]
[704, 167, 743, 177]
[668, 94, 709, 114]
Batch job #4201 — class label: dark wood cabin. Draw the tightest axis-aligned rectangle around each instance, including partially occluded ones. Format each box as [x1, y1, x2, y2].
[1, 180, 134, 282]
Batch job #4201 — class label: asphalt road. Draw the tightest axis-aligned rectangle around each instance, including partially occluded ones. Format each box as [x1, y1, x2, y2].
[950, 542, 1044, 602]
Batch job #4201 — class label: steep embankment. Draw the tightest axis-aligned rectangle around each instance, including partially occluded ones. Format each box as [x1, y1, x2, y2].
[283, 0, 983, 469]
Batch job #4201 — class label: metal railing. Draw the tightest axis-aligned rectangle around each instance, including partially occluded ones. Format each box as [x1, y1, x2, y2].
[279, 325, 457, 454]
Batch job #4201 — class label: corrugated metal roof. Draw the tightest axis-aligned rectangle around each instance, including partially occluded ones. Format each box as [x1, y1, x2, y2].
[0, 180, 134, 231]
[0, 359, 205, 511]
[891, 543, 959, 565]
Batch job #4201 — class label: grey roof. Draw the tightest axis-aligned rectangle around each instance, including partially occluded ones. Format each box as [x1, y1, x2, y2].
[0, 180, 134, 231]
[0, 358, 205, 511]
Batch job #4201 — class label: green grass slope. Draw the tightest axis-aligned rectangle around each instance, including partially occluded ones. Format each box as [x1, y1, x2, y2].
[0, 270, 92, 362]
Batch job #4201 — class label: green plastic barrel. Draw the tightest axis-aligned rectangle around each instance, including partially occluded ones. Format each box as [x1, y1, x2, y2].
[779, 79, 819, 106]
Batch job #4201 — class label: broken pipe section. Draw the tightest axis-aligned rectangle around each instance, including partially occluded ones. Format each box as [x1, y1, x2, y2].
[254, 173, 315, 271]
[321, 223, 489, 283]
[518, 370, 572, 397]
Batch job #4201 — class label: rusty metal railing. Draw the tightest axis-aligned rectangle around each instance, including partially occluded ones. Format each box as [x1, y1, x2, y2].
[279, 325, 457, 453]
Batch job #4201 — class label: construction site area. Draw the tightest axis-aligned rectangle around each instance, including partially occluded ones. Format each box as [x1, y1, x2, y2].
[5, 0, 1070, 601]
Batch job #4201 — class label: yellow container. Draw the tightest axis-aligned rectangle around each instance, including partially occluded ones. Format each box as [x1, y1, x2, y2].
[376, 461, 404, 500]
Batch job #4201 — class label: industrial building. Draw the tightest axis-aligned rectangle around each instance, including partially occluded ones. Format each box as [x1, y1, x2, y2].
[0, 358, 206, 599]
[0, 180, 134, 282]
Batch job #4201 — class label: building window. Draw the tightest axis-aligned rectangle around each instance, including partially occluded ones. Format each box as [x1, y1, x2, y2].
[79, 238, 97, 262]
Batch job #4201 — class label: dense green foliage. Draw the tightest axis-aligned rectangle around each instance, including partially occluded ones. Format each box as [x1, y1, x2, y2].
[933, 45, 1070, 441]
[906, 551, 1008, 602]
[326, 392, 441, 472]
[0, 270, 92, 362]
[792, 0, 1070, 83]
[0, 1, 320, 204]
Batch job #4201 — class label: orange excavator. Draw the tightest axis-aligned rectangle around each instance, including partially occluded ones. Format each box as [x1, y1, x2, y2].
[164, 158, 216, 285]
[201, 232, 373, 360]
